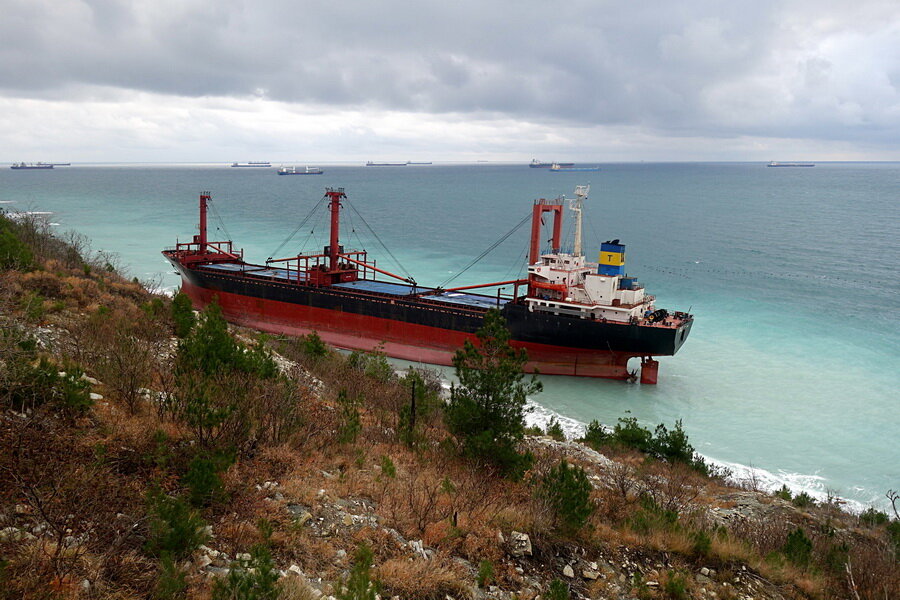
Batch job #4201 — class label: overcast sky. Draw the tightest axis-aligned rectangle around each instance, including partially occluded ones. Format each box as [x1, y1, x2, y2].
[1, 0, 898, 162]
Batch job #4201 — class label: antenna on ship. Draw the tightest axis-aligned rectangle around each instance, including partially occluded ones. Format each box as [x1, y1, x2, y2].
[568, 185, 589, 256]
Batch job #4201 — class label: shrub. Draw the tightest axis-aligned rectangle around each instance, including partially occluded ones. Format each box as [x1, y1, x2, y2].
[379, 455, 396, 479]
[581, 419, 609, 448]
[663, 571, 689, 600]
[859, 507, 888, 526]
[154, 554, 188, 600]
[792, 491, 816, 509]
[774, 484, 792, 501]
[300, 330, 328, 358]
[213, 520, 280, 600]
[336, 544, 379, 600]
[0, 214, 33, 269]
[183, 449, 235, 507]
[337, 389, 362, 444]
[546, 417, 565, 441]
[782, 527, 813, 568]
[629, 494, 679, 535]
[171, 292, 195, 338]
[691, 530, 712, 557]
[145, 491, 209, 561]
[2, 357, 92, 416]
[476, 560, 494, 587]
[540, 459, 594, 534]
[545, 579, 569, 600]
[444, 309, 541, 479]
[177, 302, 277, 378]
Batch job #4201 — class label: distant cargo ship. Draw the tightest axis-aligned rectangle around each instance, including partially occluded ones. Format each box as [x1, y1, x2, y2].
[278, 166, 323, 175]
[366, 161, 408, 166]
[10, 162, 53, 170]
[767, 161, 815, 167]
[530, 159, 574, 168]
[551, 163, 601, 172]
[231, 162, 272, 168]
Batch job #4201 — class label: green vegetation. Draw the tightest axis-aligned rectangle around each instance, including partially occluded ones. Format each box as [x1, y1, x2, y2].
[581, 416, 720, 476]
[212, 521, 281, 600]
[540, 459, 594, 534]
[0, 213, 33, 269]
[782, 527, 813, 567]
[545, 417, 565, 441]
[171, 291, 195, 337]
[444, 309, 541, 479]
[145, 491, 209, 561]
[792, 491, 816, 509]
[545, 579, 569, 600]
[476, 559, 494, 587]
[336, 544, 379, 600]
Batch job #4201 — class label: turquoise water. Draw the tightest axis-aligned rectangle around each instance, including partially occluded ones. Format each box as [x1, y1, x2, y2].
[2, 162, 897, 509]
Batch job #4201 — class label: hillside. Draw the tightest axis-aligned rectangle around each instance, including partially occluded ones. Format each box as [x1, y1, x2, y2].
[0, 211, 898, 600]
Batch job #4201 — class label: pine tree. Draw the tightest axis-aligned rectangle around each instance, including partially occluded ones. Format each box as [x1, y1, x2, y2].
[444, 309, 541, 479]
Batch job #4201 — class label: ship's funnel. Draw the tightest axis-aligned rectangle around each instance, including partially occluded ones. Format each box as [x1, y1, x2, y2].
[599, 240, 625, 276]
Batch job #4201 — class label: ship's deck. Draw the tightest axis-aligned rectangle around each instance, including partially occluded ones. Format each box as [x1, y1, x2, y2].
[200, 262, 508, 310]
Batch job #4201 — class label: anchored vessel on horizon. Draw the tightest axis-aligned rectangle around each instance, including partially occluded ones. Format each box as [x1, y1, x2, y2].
[164, 186, 692, 382]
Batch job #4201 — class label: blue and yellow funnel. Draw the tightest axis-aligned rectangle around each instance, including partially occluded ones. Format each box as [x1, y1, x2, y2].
[598, 240, 625, 276]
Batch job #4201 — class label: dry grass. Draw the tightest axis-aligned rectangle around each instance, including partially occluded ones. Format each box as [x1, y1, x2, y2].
[377, 555, 472, 600]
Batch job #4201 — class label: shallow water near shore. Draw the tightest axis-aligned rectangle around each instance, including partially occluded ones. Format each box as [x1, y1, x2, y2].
[2, 161, 897, 510]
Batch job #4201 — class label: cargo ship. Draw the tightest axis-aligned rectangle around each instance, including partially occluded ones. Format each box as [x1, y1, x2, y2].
[231, 161, 272, 168]
[277, 166, 323, 175]
[164, 186, 692, 382]
[530, 159, 574, 168]
[10, 162, 54, 170]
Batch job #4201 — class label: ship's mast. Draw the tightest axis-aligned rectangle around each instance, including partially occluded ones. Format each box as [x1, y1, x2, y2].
[569, 185, 589, 257]
[325, 187, 346, 272]
[199, 192, 210, 253]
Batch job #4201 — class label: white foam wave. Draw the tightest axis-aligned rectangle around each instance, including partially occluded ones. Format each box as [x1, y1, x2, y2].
[0, 200, 16, 204]
[407, 373, 881, 514]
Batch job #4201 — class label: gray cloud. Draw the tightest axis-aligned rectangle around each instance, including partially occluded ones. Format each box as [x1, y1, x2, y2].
[1, 0, 898, 156]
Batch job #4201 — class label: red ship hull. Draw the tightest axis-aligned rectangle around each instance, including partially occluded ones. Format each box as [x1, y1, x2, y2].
[181, 278, 640, 378]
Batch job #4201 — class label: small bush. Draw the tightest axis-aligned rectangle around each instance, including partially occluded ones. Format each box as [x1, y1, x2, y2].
[476, 560, 494, 587]
[792, 491, 816, 509]
[213, 520, 281, 600]
[379, 455, 396, 479]
[183, 450, 235, 507]
[629, 494, 679, 535]
[546, 417, 565, 441]
[545, 578, 569, 600]
[300, 331, 329, 358]
[663, 571, 689, 600]
[145, 491, 209, 561]
[337, 389, 362, 444]
[691, 530, 712, 557]
[0, 215, 33, 269]
[540, 459, 594, 534]
[774, 484, 792, 501]
[782, 527, 813, 567]
[154, 554, 188, 600]
[859, 507, 888, 526]
[581, 419, 609, 448]
[171, 292, 195, 337]
[336, 544, 379, 600]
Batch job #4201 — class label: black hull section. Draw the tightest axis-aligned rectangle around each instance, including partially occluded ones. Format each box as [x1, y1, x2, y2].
[177, 264, 689, 357]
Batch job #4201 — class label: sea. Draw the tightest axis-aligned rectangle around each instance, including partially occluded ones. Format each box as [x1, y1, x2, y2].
[2, 162, 897, 511]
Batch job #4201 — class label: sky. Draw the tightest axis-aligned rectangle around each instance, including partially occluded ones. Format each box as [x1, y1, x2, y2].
[1, 0, 898, 162]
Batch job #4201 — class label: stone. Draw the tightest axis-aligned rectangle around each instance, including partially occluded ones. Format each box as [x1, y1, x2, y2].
[336, 549, 347, 559]
[237, 552, 252, 563]
[80, 580, 91, 591]
[81, 374, 100, 385]
[582, 569, 599, 580]
[562, 565, 575, 578]
[205, 566, 230, 577]
[196, 554, 213, 569]
[202, 525, 214, 538]
[273, 492, 285, 502]
[288, 564, 304, 576]
[509, 531, 532, 557]
[89, 392, 104, 401]
[342, 514, 354, 527]
[700, 567, 710, 577]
